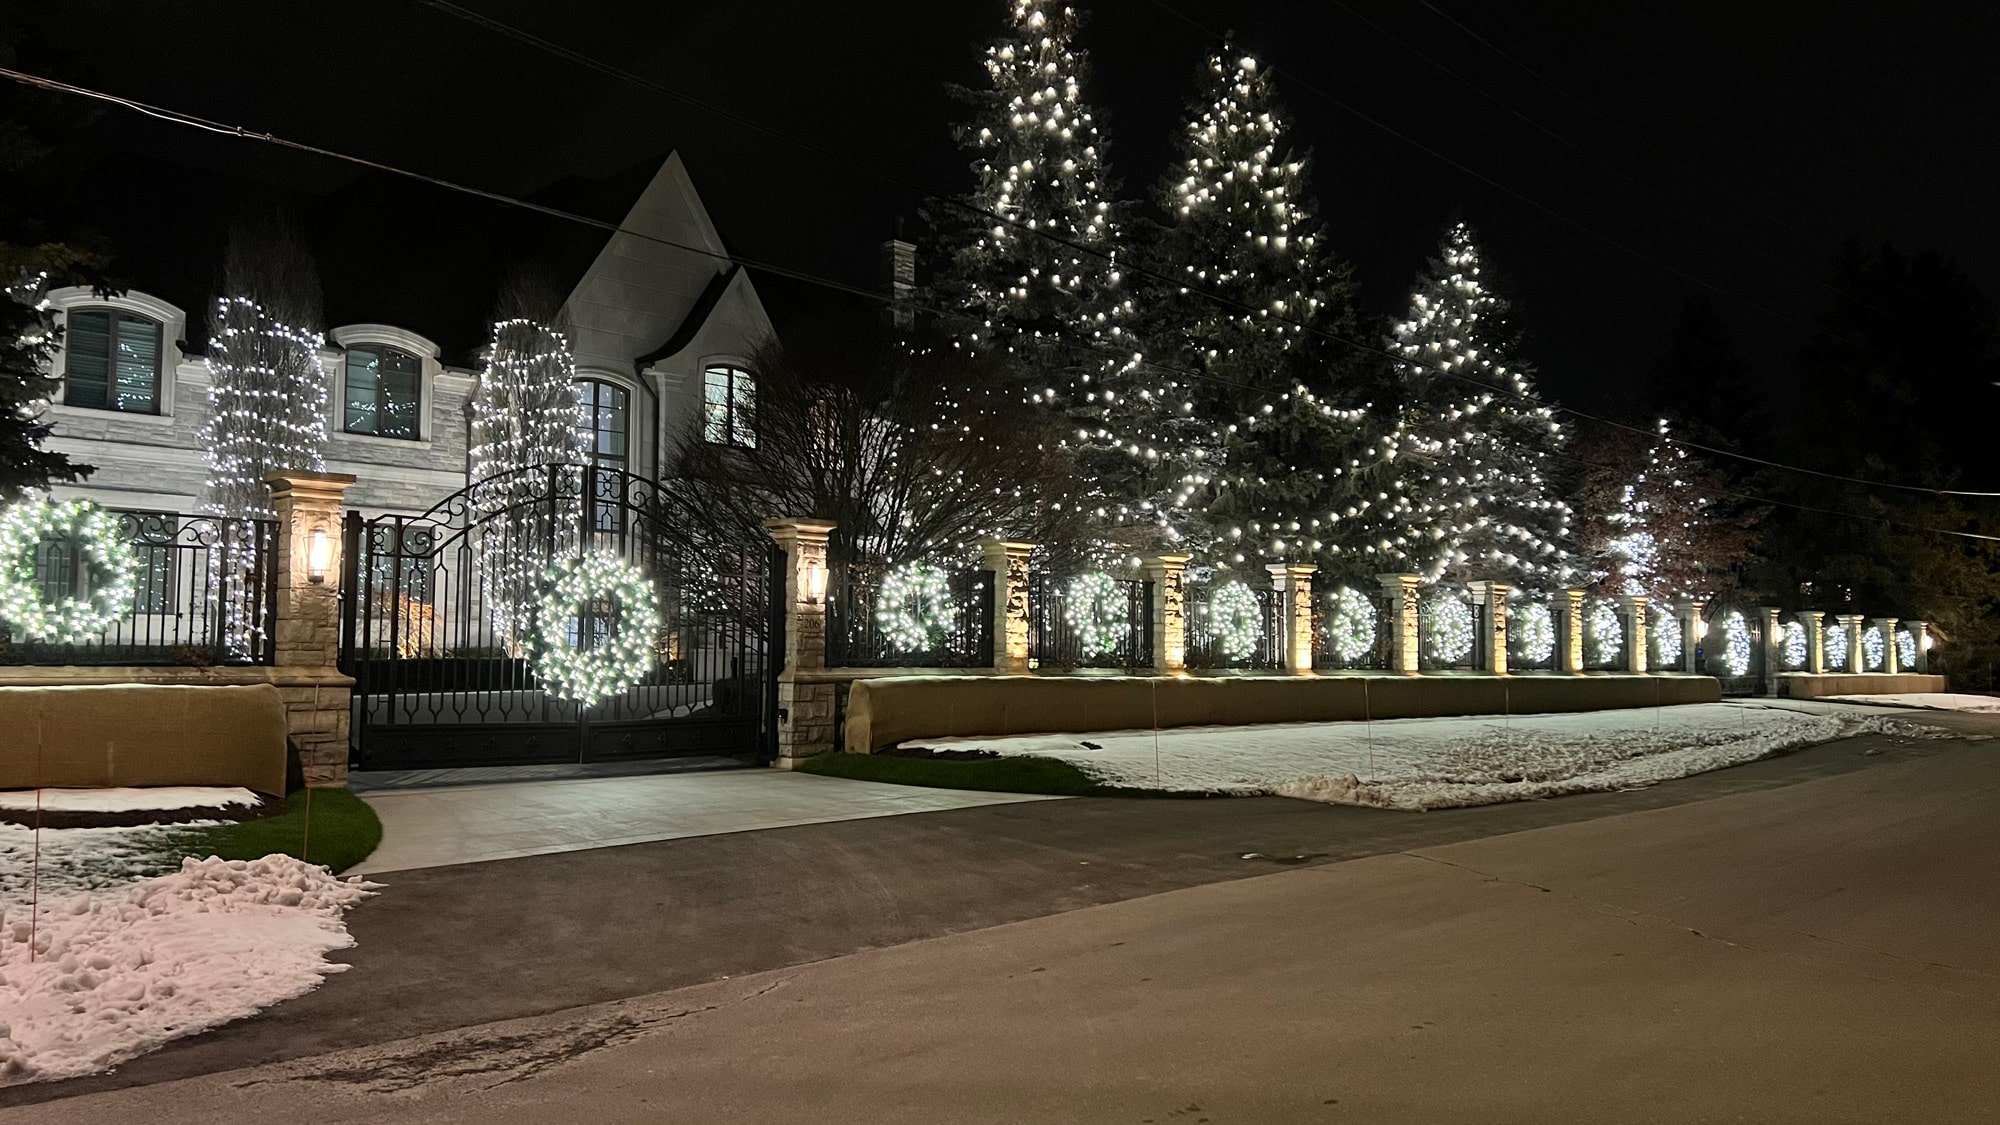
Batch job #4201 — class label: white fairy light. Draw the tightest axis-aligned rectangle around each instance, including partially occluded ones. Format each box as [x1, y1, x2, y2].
[532, 551, 661, 708]
[1064, 570, 1130, 657]
[876, 561, 954, 653]
[0, 498, 139, 642]
[1323, 585, 1375, 663]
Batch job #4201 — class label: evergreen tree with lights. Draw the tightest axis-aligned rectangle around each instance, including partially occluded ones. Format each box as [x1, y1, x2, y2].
[1148, 50, 1386, 579]
[466, 271, 586, 648]
[1383, 222, 1573, 587]
[198, 214, 328, 520]
[930, 0, 1192, 557]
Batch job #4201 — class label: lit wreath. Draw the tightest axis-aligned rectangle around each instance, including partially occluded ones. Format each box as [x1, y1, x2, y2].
[1896, 628, 1917, 670]
[1064, 571, 1130, 657]
[1823, 624, 1849, 670]
[1719, 610, 1753, 677]
[0, 499, 139, 642]
[1323, 586, 1375, 664]
[1653, 604, 1684, 667]
[1862, 625, 1886, 671]
[1210, 581, 1263, 661]
[1511, 600, 1555, 666]
[1420, 591, 1473, 665]
[1586, 599, 1623, 666]
[1780, 620, 1808, 670]
[532, 552, 662, 707]
[875, 561, 953, 653]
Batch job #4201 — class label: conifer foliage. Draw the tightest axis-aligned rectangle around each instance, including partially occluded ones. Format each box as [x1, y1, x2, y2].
[1384, 223, 1573, 585]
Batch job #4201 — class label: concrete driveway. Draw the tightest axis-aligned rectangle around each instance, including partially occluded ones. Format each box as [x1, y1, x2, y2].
[10, 717, 1995, 1122]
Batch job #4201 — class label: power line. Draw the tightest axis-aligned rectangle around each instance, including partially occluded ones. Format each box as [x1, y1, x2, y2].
[8, 63, 1996, 510]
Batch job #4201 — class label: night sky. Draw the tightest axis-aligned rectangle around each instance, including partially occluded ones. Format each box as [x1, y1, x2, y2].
[19, 0, 2000, 416]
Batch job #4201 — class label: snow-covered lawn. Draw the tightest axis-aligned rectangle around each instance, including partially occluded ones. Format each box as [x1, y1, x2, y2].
[0, 855, 377, 1086]
[1822, 693, 2000, 713]
[908, 703, 1944, 810]
[0, 788, 380, 1087]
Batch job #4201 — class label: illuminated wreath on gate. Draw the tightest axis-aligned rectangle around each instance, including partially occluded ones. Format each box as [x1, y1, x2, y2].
[1653, 604, 1684, 667]
[1323, 586, 1376, 664]
[1781, 621, 1808, 670]
[875, 561, 952, 653]
[1823, 624, 1849, 670]
[1862, 625, 1887, 671]
[532, 552, 662, 707]
[1420, 591, 1474, 665]
[0, 499, 139, 642]
[1064, 571, 1130, 658]
[1586, 599, 1623, 666]
[1719, 610, 1753, 677]
[1511, 601, 1555, 666]
[1210, 581, 1263, 661]
[1896, 628, 1917, 670]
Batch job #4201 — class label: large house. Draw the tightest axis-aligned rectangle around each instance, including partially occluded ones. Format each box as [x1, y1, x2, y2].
[41, 152, 776, 517]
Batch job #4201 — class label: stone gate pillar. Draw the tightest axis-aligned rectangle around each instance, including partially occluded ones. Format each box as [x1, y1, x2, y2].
[1465, 581, 1511, 675]
[1267, 563, 1317, 674]
[1556, 588, 1587, 674]
[1756, 606, 1783, 693]
[1620, 595, 1651, 674]
[982, 537, 1036, 673]
[1795, 610, 1826, 674]
[1376, 573, 1421, 675]
[1144, 553, 1192, 673]
[765, 518, 838, 765]
[265, 470, 358, 788]
[1836, 614, 1867, 674]
[1676, 598, 1707, 674]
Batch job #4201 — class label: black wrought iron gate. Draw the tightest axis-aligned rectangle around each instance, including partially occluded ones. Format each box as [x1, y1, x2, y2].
[339, 464, 780, 771]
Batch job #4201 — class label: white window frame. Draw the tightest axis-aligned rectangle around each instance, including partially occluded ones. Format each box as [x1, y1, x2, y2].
[44, 287, 187, 423]
[330, 325, 440, 445]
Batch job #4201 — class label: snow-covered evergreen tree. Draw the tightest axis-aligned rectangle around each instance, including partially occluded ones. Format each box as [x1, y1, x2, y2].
[1383, 222, 1573, 586]
[198, 217, 327, 520]
[1149, 51, 1385, 579]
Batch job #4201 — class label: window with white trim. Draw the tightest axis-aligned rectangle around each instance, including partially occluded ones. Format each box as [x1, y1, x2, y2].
[702, 364, 756, 448]
[344, 345, 423, 439]
[63, 309, 163, 413]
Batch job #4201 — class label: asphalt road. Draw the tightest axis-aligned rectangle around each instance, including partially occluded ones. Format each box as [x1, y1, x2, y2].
[4, 710, 1994, 1120]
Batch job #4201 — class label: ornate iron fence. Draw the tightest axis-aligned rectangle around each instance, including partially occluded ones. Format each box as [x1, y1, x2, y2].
[1185, 581, 1280, 670]
[0, 510, 278, 666]
[1028, 572, 1152, 670]
[826, 563, 995, 668]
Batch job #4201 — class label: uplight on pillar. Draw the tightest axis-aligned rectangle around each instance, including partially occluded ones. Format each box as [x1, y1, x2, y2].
[306, 526, 332, 584]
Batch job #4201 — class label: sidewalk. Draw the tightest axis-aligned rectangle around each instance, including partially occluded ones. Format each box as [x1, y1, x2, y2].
[351, 768, 1065, 875]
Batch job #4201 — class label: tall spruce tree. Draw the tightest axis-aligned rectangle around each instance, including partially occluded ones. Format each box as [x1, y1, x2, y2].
[198, 214, 327, 520]
[1149, 50, 1382, 578]
[1578, 418, 1757, 600]
[932, 0, 1189, 556]
[1383, 222, 1573, 586]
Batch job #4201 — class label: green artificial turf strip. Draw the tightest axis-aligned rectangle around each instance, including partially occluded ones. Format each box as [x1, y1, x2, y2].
[174, 788, 383, 874]
[797, 751, 1209, 797]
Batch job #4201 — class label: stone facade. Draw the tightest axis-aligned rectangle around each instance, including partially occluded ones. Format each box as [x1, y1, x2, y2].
[1268, 564, 1316, 674]
[1376, 573, 1421, 674]
[1465, 581, 1511, 675]
[765, 518, 839, 766]
[984, 537, 1036, 673]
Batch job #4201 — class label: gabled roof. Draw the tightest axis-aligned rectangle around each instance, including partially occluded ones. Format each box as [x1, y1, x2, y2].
[636, 264, 740, 367]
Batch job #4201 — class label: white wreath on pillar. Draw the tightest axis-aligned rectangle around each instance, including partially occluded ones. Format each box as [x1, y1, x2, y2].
[1209, 581, 1263, 661]
[1323, 586, 1375, 664]
[1065, 571, 1130, 658]
[1510, 601, 1555, 666]
[0, 498, 140, 642]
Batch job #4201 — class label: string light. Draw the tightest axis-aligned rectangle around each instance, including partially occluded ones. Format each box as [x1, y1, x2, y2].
[1063, 570, 1130, 657]
[1719, 610, 1752, 677]
[1420, 588, 1474, 664]
[1823, 623, 1849, 670]
[1896, 628, 1917, 670]
[1208, 580, 1262, 660]
[1586, 598, 1623, 667]
[1781, 620, 1808, 669]
[1511, 599, 1556, 665]
[1322, 585, 1375, 663]
[1861, 625, 1886, 671]
[1653, 603, 1684, 667]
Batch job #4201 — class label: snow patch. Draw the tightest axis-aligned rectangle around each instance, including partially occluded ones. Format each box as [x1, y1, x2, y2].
[0, 787, 262, 814]
[0, 855, 378, 1086]
[910, 704, 1946, 811]
[0, 822, 204, 901]
[1821, 693, 2000, 713]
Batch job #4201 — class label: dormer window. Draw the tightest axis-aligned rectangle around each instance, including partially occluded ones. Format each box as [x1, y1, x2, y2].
[343, 345, 422, 439]
[63, 309, 163, 414]
[703, 364, 756, 448]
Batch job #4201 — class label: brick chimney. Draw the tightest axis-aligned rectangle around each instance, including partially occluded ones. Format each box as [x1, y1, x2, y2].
[880, 237, 916, 328]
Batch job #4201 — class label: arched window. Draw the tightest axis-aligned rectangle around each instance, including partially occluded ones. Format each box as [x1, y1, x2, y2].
[576, 379, 629, 469]
[703, 364, 756, 448]
[64, 309, 163, 413]
[343, 345, 423, 439]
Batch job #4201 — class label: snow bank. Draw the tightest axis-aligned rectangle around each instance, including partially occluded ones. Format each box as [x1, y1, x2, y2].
[0, 855, 378, 1086]
[911, 704, 1943, 811]
[0, 787, 262, 814]
[1822, 693, 2000, 713]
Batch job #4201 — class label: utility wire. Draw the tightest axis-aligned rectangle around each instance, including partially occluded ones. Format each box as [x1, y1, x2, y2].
[7, 61, 1992, 504]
